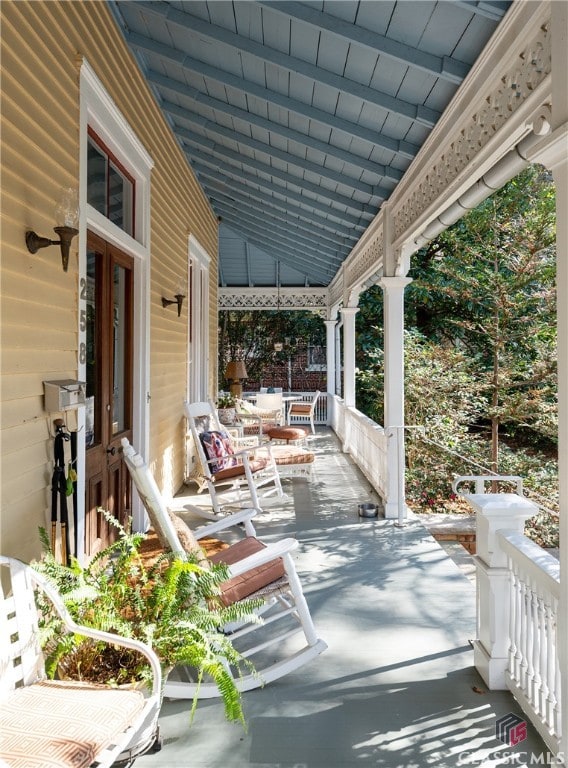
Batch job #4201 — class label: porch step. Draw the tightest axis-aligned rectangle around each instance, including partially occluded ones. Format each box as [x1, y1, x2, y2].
[416, 512, 476, 553]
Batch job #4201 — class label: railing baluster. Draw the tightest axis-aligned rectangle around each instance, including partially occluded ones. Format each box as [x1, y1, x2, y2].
[496, 531, 561, 755]
[519, 579, 529, 691]
[510, 566, 522, 684]
[544, 601, 556, 732]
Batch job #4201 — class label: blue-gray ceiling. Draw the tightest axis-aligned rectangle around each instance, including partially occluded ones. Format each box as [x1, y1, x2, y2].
[111, 0, 510, 288]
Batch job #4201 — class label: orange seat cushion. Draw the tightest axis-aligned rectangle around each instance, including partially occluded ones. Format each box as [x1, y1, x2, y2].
[266, 426, 309, 442]
[289, 404, 311, 414]
[209, 537, 285, 606]
[211, 458, 269, 482]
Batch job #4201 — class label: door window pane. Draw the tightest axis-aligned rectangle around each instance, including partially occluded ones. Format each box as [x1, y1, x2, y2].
[112, 264, 128, 435]
[85, 250, 97, 448]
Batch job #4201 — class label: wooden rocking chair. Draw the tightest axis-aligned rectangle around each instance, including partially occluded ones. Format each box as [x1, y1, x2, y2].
[0, 555, 162, 768]
[185, 399, 284, 517]
[121, 438, 327, 699]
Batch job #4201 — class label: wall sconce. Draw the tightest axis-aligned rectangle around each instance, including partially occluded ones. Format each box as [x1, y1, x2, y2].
[225, 360, 248, 397]
[25, 187, 79, 272]
[162, 280, 186, 317]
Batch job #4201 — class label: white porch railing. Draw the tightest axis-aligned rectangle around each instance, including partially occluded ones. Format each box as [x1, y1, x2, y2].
[330, 396, 389, 501]
[243, 391, 328, 424]
[499, 531, 562, 754]
[461, 490, 562, 758]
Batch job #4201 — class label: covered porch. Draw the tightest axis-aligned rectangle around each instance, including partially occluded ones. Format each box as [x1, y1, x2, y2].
[140, 428, 551, 767]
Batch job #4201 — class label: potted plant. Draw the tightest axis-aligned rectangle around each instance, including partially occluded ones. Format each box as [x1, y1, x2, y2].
[216, 392, 237, 425]
[32, 514, 260, 753]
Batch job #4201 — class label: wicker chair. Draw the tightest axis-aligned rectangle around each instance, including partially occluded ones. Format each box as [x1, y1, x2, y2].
[234, 397, 284, 436]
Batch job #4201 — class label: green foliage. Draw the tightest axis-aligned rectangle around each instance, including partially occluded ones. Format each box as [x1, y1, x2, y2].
[218, 309, 325, 388]
[355, 166, 558, 546]
[217, 392, 236, 408]
[407, 166, 557, 449]
[33, 513, 261, 725]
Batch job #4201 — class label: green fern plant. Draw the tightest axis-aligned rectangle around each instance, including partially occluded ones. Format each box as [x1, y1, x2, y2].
[33, 514, 261, 726]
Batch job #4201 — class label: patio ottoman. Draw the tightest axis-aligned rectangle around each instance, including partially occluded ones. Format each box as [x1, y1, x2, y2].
[265, 426, 309, 445]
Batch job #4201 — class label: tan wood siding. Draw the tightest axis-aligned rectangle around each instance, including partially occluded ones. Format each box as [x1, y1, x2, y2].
[1, 0, 219, 560]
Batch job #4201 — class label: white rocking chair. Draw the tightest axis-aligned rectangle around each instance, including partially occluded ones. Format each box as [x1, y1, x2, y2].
[0, 555, 162, 768]
[121, 437, 327, 699]
[185, 399, 284, 517]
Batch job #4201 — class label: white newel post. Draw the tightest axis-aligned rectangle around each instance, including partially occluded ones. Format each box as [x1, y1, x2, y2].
[464, 493, 538, 690]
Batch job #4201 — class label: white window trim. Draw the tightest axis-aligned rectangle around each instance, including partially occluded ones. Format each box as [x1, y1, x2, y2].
[77, 59, 154, 547]
[188, 235, 211, 403]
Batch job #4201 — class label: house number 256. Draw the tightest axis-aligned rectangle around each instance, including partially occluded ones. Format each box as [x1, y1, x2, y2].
[79, 277, 87, 365]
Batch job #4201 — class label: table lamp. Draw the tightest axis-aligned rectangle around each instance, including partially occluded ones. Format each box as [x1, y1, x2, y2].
[225, 361, 248, 397]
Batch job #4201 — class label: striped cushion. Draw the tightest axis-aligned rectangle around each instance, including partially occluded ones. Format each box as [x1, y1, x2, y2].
[257, 446, 315, 465]
[0, 680, 145, 768]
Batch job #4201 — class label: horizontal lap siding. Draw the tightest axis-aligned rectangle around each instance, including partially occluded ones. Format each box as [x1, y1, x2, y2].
[1, 1, 218, 559]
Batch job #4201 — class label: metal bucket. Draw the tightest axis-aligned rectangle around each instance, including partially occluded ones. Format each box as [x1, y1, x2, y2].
[357, 503, 378, 518]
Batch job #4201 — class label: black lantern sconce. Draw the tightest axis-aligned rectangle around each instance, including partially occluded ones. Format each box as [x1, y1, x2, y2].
[25, 188, 79, 272]
[162, 280, 186, 317]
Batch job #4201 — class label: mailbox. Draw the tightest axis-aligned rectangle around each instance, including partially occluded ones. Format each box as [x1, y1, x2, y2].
[43, 380, 86, 412]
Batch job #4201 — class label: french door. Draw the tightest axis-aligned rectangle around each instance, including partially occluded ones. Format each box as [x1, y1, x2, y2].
[84, 232, 134, 556]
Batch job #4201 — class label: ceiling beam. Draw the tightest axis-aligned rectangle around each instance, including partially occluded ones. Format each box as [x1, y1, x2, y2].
[179, 131, 381, 215]
[210, 186, 353, 251]
[215, 202, 345, 265]
[219, 216, 337, 284]
[135, 45, 420, 160]
[204, 176, 360, 244]
[161, 98, 401, 183]
[256, 1, 469, 84]
[191, 157, 371, 230]
[452, 1, 509, 21]
[171, 112, 391, 198]
[216, 203, 348, 263]
[129, 2, 440, 128]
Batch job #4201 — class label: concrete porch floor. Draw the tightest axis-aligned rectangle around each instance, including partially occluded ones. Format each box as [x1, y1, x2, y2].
[136, 429, 551, 768]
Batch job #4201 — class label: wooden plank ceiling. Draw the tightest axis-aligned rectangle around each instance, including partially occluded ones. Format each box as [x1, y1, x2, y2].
[111, 0, 510, 288]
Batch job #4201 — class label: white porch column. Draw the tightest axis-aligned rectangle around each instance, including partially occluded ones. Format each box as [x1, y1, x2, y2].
[340, 307, 358, 409]
[335, 320, 342, 397]
[324, 320, 336, 397]
[379, 276, 412, 520]
[463, 494, 537, 690]
[324, 319, 336, 425]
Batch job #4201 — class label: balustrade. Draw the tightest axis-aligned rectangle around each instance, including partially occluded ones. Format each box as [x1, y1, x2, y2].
[459, 488, 562, 757]
[500, 531, 561, 754]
